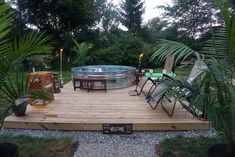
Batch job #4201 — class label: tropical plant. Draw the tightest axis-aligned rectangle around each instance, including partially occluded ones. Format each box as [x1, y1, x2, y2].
[72, 39, 93, 66]
[150, 0, 235, 154]
[0, 1, 53, 127]
[0, 72, 54, 124]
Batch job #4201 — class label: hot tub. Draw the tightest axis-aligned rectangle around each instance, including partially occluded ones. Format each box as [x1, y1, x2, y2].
[71, 65, 136, 89]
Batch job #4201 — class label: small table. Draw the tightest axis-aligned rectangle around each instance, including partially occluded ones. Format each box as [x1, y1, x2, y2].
[134, 72, 145, 85]
[73, 76, 107, 92]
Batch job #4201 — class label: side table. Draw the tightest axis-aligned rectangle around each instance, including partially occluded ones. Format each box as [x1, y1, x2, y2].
[134, 72, 145, 85]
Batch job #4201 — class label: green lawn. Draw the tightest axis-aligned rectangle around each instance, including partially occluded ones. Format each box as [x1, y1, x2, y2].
[175, 67, 191, 76]
[0, 135, 77, 157]
[62, 70, 72, 84]
[149, 67, 191, 78]
[158, 136, 225, 157]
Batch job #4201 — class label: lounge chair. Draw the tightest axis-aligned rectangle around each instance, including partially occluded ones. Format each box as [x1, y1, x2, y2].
[129, 76, 156, 96]
[129, 55, 176, 96]
[146, 83, 168, 110]
[146, 60, 207, 117]
[128, 55, 176, 98]
[145, 54, 175, 81]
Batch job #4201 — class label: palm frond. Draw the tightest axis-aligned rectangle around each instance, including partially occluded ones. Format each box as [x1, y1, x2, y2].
[150, 40, 200, 65]
[72, 39, 93, 54]
[30, 88, 54, 102]
[213, 0, 235, 66]
[6, 32, 53, 64]
[192, 58, 235, 144]
[0, 1, 12, 40]
[0, 102, 11, 128]
[72, 39, 93, 65]
[201, 27, 232, 66]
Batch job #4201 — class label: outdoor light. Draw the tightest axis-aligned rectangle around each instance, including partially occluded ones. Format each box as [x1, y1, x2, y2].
[138, 53, 144, 73]
[59, 48, 64, 88]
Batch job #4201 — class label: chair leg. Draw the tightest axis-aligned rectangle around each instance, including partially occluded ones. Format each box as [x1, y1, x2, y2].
[136, 81, 148, 95]
[161, 96, 176, 117]
[180, 101, 201, 118]
[147, 96, 163, 110]
[146, 84, 157, 99]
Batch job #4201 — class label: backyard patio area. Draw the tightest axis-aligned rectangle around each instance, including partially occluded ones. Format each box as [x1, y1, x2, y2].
[3, 82, 210, 131]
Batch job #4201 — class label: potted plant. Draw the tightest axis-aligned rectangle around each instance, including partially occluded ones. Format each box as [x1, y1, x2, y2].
[12, 98, 29, 117]
[149, 0, 235, 156]
[0, 72, 53, 118]
[0, 0, 53, 128]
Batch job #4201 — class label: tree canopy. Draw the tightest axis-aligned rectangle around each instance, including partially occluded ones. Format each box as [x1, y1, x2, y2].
[120, 0, 144, 33]
[160, 0, 221, 38]
[8, 0, 234, 68]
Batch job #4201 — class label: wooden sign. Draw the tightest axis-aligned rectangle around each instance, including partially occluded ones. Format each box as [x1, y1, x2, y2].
[103, 124, 132, 134]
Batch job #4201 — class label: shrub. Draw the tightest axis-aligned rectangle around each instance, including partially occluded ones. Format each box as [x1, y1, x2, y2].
[93, 32, 144, 66]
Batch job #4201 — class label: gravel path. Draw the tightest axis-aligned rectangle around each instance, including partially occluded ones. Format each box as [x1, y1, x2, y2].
[0, 129, 217, 157]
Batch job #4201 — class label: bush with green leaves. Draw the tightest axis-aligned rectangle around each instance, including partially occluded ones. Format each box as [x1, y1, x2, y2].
[93, 32, 144, 66]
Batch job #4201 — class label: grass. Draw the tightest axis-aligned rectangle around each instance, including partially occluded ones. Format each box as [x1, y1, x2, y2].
[150, 67, 191, 77]
[175, 67, 192, 76]
[62, 70, 72, 84]
[158, 135, 225, 157]
[0, 135, 78, 157]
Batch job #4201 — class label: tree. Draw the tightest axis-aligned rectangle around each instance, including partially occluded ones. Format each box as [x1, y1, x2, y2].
[141, 17, 168, 43]
[140, 17, 189, 44]
[160, 0, 221, 38]
[120, 0, 144, 33]
[91, 0, 121, 48]
[17, 0, 96, 51]
[94, 0, 120, 33]
[17, 0, 96, 34]
[141, 17, 206, 51]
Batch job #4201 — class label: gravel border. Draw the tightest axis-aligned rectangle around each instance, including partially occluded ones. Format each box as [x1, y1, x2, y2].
[0, 129, 217, 144]
[0, 129, 218, 157]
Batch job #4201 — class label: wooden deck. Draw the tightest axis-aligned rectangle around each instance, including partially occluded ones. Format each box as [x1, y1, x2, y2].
[3, 82, 210, 131]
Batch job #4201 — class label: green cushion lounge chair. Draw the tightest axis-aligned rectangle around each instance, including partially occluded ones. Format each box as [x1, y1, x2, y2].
[146, 60, 207, 117]
[145, 54, 176, 81]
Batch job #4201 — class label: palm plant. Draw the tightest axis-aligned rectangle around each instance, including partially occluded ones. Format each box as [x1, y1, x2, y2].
[72, 39, 93, 66]
[150, 0, 235, 154]
[0, 1, 53, 127]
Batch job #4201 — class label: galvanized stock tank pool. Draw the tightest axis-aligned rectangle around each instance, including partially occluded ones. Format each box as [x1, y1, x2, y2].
[71, 65, 136, 89]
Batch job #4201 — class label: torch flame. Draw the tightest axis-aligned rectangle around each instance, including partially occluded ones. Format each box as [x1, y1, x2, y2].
[60, 48, 63, 53]
[139, 53, 144, 58]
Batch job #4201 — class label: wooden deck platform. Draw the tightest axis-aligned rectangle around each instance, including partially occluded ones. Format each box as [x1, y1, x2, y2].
[3, 82, 210, 131]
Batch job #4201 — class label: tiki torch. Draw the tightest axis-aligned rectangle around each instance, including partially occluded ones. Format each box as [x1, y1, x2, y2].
[138, 53, 144, 73]
[59, 48, 64, 88]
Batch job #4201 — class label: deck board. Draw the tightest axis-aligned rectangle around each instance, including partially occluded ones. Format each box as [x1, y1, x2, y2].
[3, 82, 210, 131]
